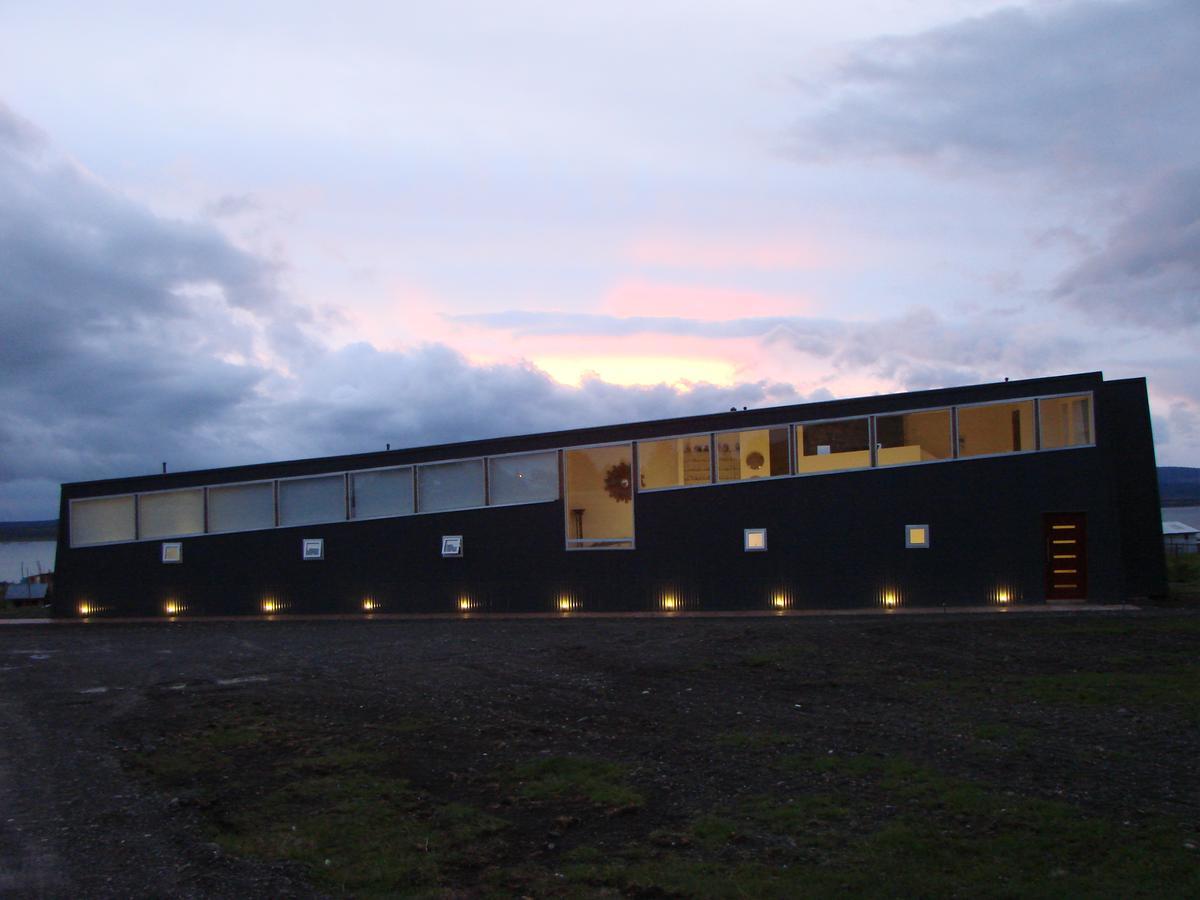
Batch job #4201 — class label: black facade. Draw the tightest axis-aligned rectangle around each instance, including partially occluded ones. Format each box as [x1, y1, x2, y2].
[53, 372, 1167, 618]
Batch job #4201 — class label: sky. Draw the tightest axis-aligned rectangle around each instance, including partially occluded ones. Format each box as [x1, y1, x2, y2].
[1, 0, 1198, 520]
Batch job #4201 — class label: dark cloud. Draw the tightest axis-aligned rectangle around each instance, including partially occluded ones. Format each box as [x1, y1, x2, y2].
[796, 0, 1200, 178]
[204, 193, 260, 218]
[796, 0, 1200, 333]
[1054, 166, 1200, 325]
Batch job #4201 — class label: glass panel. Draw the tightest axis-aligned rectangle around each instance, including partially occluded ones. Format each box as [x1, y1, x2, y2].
[418, 459, 485, 512]
[71, 495, 136, 546]
[352, 467, 414, 519]
[564, 445, 634, 548]
[796, 418, 870, 473]
[876, 409, 952, 466]
[715, 427, 789, 482]
[957, 400, 1036, 458]
[638, 436, 711, 490]
[138, 489, 204, 539]
[488, 451, 559, 505]
[207, 482, 275, 533]
[1039, 394, 1092, 449]
[278, 475, 346, 526]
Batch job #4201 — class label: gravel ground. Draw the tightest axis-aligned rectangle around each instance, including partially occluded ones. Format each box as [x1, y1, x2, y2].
[1, 609, 1196, 897]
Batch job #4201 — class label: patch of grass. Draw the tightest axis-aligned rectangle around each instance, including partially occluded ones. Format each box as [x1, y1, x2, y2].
[688, 814, 740, 850]
[509, 756, 643, 808]
[714, 729, 792, 750]
[127, 708, 508, 896]
[1020, 665, 1200, 720]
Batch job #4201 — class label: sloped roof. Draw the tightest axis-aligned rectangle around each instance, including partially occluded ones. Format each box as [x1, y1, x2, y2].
[1162, 520, 1199, 535]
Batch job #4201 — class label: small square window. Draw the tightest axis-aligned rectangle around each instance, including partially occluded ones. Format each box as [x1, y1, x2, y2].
[906, 525, 929, 549]
[302, 538, 324, 560]
[744, 528, 767, 552]
[161, 542, 182, 564]
[441, 535, 464, 557]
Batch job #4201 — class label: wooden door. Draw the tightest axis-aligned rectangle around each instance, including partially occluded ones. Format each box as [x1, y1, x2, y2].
[1045, 513, 1087, 601]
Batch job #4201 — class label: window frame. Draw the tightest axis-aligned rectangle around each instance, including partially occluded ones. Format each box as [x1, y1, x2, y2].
[635, 431, 715, 494]
[563, 440, 637, 551]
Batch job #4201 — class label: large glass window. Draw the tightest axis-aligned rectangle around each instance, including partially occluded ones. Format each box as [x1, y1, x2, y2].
[417, 459, 485, 512]
[715, 427, 789, 482]
[138, 489, 204, 539]
[1039, 394, 1092, 449]
[875, 409, 952, 466]
[638, 436, 711, 490]
[71, 495, 136, 546]
[278, 474, 346, 527]
[351, 467, 414, 519]
[796, 418, 871, 473]
[957, 400, 1036, 458]
[564, 444, 634, 548]
[488, 451, 559, 506]
[207, 482, 275, 533]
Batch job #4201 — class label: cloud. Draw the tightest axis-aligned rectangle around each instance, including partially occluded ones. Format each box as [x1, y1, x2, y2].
[795, 0, 1200, 179]
[1053, 166, 1200, 325]
[0, 102, 822, 519]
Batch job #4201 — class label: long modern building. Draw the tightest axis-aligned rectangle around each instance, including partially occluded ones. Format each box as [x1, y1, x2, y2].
[53, 372, 1166, 618]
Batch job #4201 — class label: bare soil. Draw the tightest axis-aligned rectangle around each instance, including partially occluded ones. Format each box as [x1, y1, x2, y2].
[1, 609, 1197, 898]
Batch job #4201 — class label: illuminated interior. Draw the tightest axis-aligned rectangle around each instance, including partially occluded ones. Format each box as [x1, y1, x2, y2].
[564, 445, 634, 549]
[957, 401, 1036, 458]
[796, 418, 870, 473]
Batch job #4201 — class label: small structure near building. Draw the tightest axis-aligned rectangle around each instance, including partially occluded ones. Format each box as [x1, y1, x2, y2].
[1163, 520, 1199, 555]
[3, 581, 49, 607]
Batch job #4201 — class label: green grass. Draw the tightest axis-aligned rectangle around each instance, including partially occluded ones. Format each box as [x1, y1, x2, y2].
[508, 755, 644, 808]
[129, 711, 508, 897]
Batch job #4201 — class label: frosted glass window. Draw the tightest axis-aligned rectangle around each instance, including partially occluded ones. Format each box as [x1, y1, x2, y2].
[715, 427, 789, 482]
[418, 459, 485, 512]
[1039, 394, 1093, 449]
[138, 489, 204, 539]
[796, 418, 870, 473]
[876, 409, 952, 466]
[207, 482, 275, 533]
[488, 451, 559, 505]
[278, 475, 346, 527]
[638, 436, 711, 490]
[71, 495, 135, 546]
[957, 401, 1035, 458]
[352, 468, 414, 519]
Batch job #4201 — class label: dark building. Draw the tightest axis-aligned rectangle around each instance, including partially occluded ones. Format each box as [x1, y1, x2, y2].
[53, 372, 1166, 618]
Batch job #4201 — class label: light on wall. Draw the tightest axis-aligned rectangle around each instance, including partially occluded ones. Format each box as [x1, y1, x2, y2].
[660, 593, 679, 612]
[457, 596, 474, 612]
[744, 528, 767, 552]
[163, 600, 184, 616]
[261, 597, 283, 614]
[880, 590, 901, 609]
[771, 593, 791, 610]
[557, 594, 578, 612]
[78, 602, 96, 617]
[161, 542, 182, 564]
[361, 598, 379, 612]
[905, 525, 929, 549]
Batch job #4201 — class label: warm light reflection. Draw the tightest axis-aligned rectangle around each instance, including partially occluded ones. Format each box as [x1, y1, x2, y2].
[163, 601, 182, 616]
[881, 591, 900, 609]
[78, 602, 94, 617]
[772, 593, 791, 610]
[660, 593, 679, 612]
[362, 598, 379, 612]
[557, 595, 578, 612]
[458, 596, 474, 612]
[261, 598, 279, 614]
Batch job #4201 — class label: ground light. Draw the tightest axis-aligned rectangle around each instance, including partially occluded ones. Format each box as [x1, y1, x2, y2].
[163, 600, 183, 616]
[361, 598, 379, 612]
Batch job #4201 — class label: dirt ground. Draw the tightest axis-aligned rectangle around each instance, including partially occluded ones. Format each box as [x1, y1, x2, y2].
[1, 609, 1197, 898]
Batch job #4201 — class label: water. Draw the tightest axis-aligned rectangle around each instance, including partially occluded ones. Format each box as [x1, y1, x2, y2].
[1163, 506, 1200, 528]
[0, 541, 56, 583]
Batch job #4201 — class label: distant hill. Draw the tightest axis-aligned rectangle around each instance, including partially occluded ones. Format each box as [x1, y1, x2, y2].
[1159, 467, 1200, 507]
[0, 520, 57, 541]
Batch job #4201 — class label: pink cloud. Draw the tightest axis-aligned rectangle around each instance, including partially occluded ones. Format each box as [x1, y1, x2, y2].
[601, 279, 811, 320]
[627, 233, 835, 271]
